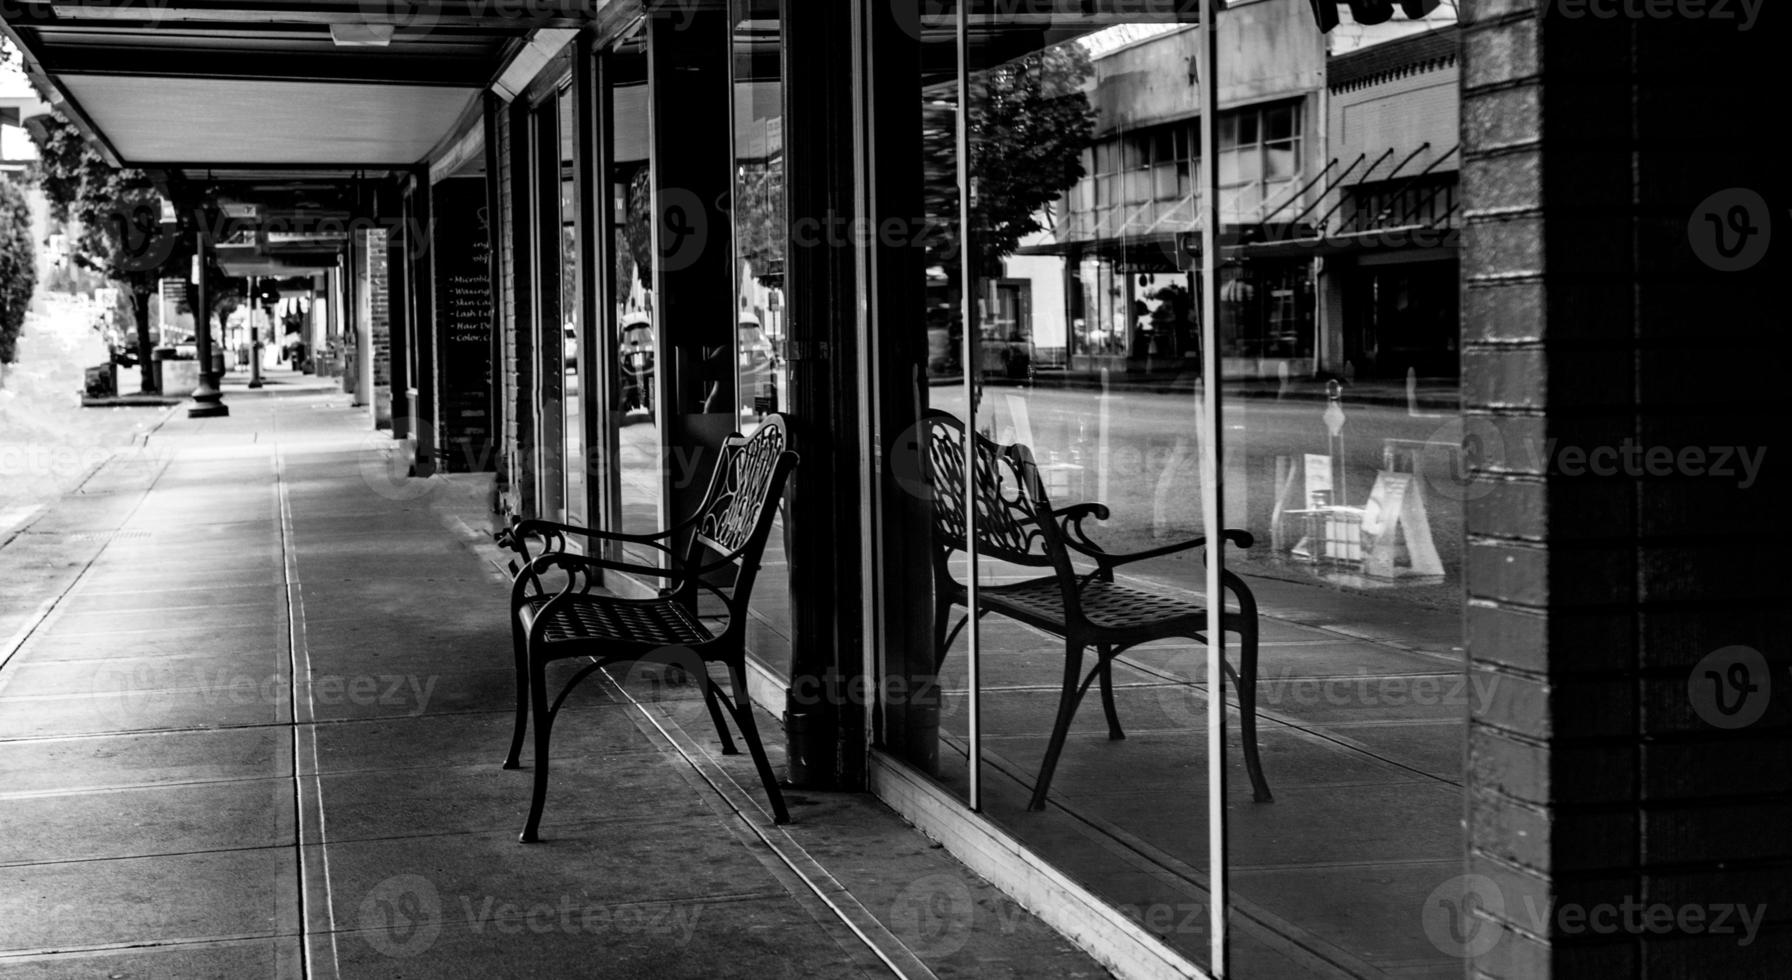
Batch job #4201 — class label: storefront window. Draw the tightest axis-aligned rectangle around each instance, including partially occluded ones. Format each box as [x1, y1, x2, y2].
[558, 88, 586, 530]
[732, 0, 785, 428]
[873, 3, 1467, 976]
[729, 0, 792, 680]
[877, 4, 1227, 970]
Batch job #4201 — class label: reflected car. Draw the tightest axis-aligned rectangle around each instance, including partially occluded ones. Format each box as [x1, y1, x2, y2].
[738, 314, 775, 405]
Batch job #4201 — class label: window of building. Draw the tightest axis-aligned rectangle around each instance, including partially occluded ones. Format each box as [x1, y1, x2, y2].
[1072, 100, 1302, 238]
[1219, 100, 1301, 219]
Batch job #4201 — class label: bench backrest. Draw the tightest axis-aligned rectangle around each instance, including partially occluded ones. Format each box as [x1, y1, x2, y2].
[922, 409, 1076, 582]
[683, 413, 798, 605]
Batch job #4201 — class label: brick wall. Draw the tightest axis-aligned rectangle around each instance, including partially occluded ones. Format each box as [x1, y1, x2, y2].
[1460, 2, 1789, 975]
[363, 226, 393, 428]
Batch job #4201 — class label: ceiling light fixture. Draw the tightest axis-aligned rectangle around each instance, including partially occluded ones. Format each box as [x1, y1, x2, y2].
[329, 24, 394, 47]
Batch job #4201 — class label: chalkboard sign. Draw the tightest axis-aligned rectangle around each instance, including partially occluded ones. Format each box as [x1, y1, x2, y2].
[431, 177, 494, 472]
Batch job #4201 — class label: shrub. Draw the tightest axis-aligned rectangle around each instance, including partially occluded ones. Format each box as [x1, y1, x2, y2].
[0, 173, 39, 365]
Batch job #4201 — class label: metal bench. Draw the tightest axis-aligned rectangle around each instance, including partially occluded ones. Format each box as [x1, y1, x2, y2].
[496, 415, 799, 841]
[922, 409, 1272, 810]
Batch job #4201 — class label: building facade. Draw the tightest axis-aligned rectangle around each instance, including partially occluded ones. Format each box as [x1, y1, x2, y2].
[4, 0, 1786, 976]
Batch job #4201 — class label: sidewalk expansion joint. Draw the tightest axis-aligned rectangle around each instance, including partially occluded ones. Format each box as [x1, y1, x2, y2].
[611, 675, 932, 980]
[0, 454, 172, 677]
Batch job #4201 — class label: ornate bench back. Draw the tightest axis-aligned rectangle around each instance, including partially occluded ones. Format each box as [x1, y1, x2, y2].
[688, 414, 797, 599]
[922, 410, 1077, 586]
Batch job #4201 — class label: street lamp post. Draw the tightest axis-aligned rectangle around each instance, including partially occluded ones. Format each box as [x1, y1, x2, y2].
[187, 230, 228, 417]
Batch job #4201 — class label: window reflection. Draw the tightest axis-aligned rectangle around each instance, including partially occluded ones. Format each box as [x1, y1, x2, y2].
[877, 5, 1468, 976]
[609, 37, 663, 556]
[530, 90, 565, 524]
[730, 0, 793, 680]
[559, 88, 585, 530]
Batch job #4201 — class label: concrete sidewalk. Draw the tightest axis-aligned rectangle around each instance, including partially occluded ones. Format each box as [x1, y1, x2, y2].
[0, 387, 1105, 979]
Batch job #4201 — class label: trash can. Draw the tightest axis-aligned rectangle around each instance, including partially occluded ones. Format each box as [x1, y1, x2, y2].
[84, 362, 117, 399]
[151, 346, 174, 394]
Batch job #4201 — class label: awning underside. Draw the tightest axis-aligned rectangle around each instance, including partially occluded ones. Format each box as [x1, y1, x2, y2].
[1, 0, 622, 172]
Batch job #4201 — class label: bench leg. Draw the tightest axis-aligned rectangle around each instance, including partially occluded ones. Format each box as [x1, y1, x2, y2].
[1097, 644, 1124, 741]
[726, 661, 790, 825]
[933, 593, 965, 671]
[503, 614, 528, 770]
[520, 649, 555, 843]
[1029, 641, 1090, 811]
[1236, 618, 1272, 803]
[702, 673, 739, 755]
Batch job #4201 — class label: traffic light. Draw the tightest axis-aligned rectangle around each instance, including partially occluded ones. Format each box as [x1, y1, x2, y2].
[1309, 0, 1441, 32]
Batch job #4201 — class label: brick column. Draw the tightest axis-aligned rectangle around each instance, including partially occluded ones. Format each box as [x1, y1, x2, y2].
[499, 100, 534, 518]
[1458, 3, 1789, 975]
[365, 226, 393, 429]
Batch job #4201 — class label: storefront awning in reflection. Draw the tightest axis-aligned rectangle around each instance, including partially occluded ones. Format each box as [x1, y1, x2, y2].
[1230, 141, 1460, 259]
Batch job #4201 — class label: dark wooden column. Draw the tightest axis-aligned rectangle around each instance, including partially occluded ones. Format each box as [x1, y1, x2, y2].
[777, 0, 868, 788]
[861, 0, 940, 774]
[408, 172, 437, 475]
[647, 3, 737, 528]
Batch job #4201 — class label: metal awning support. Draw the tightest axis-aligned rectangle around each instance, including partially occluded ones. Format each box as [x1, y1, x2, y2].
[1310, 143, 1425, 235]
[1283, 150, 1377, 228]
[1259, 154, 1346, 227]
[1381, 144, 1460, 228]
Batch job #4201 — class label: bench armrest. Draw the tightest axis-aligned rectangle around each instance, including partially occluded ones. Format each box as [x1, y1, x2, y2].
[508, 517, 684, 546]
[496, 517, 688, 584]
[509, 550, 690, 608]
[1056, 502, 1253, 569]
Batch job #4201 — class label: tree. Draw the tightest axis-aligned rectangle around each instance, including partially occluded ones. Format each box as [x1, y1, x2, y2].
[918, 41, 1096, 377]
[924, 42, 1097, 280]
[622, 165, 654, 290]
[0, 173, 37, 366]
[29, 111, 191, 393]
[733, 159, 785, 288]
[175, 254, 244, 358]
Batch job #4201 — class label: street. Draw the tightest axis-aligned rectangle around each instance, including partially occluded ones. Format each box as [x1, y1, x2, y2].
[0, 298, 168, 538]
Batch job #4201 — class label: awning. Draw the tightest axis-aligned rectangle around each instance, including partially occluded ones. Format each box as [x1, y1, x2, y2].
[0, 1, 639, 179]
[1234, 142, 1460, 259]
[1233, 224, 1460, 259]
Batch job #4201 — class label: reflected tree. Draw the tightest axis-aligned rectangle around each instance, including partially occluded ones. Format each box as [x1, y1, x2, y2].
[923, 42, 1096, 278]
[922, 42, 1097, 374]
